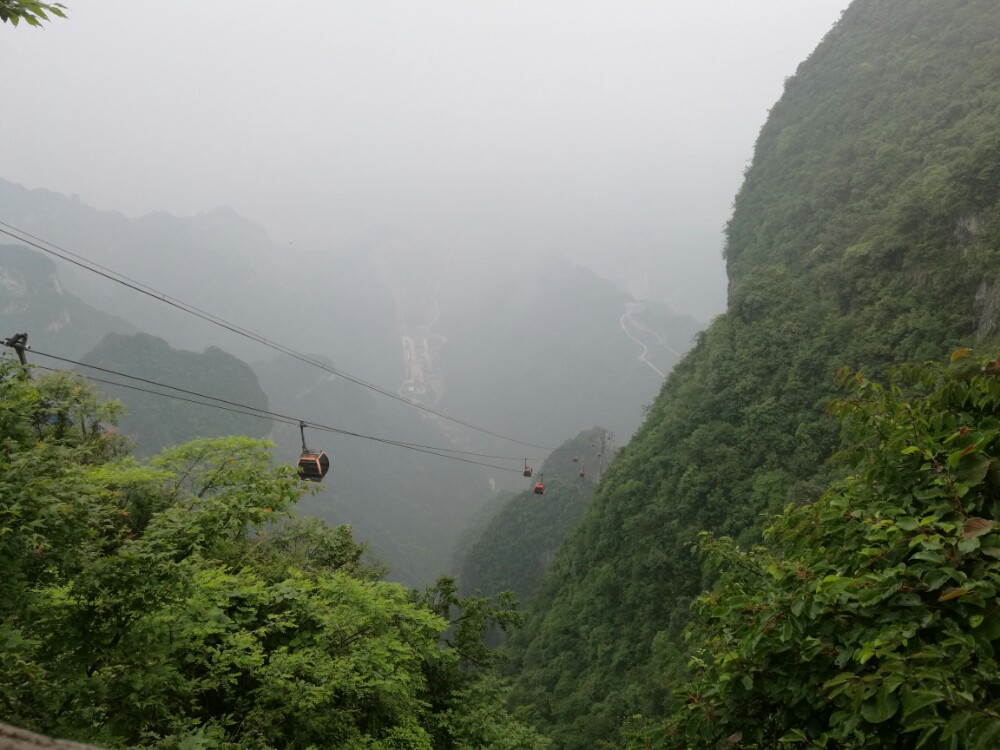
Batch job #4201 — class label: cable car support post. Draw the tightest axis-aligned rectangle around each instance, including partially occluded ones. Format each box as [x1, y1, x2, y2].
[3, 332, 29, 367]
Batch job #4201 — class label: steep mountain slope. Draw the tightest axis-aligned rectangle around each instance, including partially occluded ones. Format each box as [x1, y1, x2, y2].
[455, 428, 606, 603]
[0, 244, 136, 358]
[506, 2, 1000, 747]
[80, 333, 271, 456]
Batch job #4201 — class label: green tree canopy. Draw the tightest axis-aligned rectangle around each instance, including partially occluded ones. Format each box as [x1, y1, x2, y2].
[0, 358, 544, 749]
[633, 352, 1000, 749]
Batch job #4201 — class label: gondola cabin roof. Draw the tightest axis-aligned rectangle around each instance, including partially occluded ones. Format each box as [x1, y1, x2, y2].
[297, 450, 330, 482]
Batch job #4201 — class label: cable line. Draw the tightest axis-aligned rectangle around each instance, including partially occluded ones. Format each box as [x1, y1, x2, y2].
[0, 221, 553, 451]
[32, 348, 543, 461]
[22, 348, 528, 473]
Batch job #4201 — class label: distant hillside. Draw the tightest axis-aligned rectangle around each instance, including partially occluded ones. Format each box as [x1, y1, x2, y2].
[455, 427, 607, 604]
[438, 258, 702, 448]
[80, 333, 271, 456]
[506, 1, 1000, 747]
[0, 244, 136, 358]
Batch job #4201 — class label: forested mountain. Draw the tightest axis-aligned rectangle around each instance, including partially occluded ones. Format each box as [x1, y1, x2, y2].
[80, 332, 271, 456]
[507, 1, 1000, 746]
[455, 428, 606, 604]
[0, 244, 136, 357]
[0, 359, 545, 749]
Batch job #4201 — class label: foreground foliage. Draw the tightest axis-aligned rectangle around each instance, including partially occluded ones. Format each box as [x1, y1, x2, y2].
[633, 353, 1000, 748]
[0, 1, 65, 26]
[0, 359, 543, 749]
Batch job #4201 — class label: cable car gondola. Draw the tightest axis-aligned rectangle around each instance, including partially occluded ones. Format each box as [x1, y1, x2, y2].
[297, 422, 330, 482]
[579, 468, 586, 478]
[533, 473, 545, 495]
[572, 455, 579, 463]
[523, 459, 534, 477]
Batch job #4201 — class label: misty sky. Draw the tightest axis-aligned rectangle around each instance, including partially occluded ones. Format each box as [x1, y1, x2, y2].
[1, 1, 848, 320]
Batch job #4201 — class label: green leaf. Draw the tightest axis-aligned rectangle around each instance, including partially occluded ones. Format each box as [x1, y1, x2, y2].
[972, 716, 1000, 750]
[957, 455, 992, 486]
[900, 687, 945, 718]
[860, 685, 899, 724]
[958, 537, 981, 554]
[940, 711, 971, 742]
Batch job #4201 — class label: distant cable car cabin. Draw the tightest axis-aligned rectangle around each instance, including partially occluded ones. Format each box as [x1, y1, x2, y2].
[297, 422, 330, 482]
[523, 459, 534, 477]
[572, 455, 579, 463]
[533, 474, 545, 495]
[579, 468, 586, 478]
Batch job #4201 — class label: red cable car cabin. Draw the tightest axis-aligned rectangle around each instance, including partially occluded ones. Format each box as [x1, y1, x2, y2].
[297, 450, 330, 482]
[533, 482, 545, 495]
[523, 460, 533, 477]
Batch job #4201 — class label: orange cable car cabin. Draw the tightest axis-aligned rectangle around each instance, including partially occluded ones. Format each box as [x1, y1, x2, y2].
[297, 450, 330, 482]
[297, 422, 330, 482]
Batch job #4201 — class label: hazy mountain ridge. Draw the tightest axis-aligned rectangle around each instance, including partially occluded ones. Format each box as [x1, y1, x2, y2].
[506, 1, 1000, 746]
[438, 258, 702, 449]
[0, 243, 137, 358]
[80, 332, 272, 456]
[0, 178, 403, 386]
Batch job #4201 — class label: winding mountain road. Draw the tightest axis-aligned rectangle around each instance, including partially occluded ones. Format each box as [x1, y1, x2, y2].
[619, 304, 667, 378]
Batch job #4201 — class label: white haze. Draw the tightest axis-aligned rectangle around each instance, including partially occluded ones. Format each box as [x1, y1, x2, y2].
[1, 1, 847, 320]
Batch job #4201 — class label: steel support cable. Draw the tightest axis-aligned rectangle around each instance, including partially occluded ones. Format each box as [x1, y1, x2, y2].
[0, 221, 554, 451]
[23, 351, 526, 472]
[30, 348, 544, 461]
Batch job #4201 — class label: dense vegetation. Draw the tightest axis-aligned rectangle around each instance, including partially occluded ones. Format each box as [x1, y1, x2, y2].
[0, 358, 545, 748]
[506, 1, 1000, 746]
[632, 353, 1000, 748]
[456, 428, 605, 603]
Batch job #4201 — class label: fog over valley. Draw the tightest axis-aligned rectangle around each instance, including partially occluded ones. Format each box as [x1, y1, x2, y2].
[1, 1, 848, 583]
[2, 1, 848, 320]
